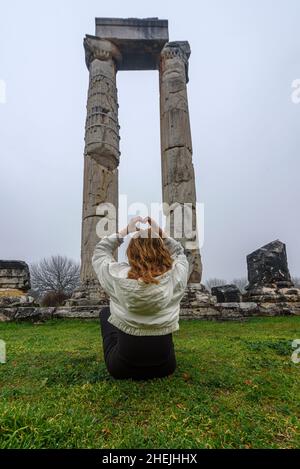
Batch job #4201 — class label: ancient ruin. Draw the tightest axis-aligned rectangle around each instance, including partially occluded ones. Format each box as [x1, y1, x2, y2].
[71, 17, 202, 307]
[211, 285, 241, 303]
[0, 260, 35, 320]
[0, 17, 299, 322]
[243, 240, 300, 315]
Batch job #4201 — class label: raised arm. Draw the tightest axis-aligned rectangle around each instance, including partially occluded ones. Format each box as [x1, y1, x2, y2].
[92, 216, 143, 296]
[164, 235, 189, 289]
[92, 233, 124, 297]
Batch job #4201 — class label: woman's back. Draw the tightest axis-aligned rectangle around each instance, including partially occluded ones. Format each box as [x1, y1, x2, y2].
[93, 216, 188, 379]
[92, 229, 189, 336]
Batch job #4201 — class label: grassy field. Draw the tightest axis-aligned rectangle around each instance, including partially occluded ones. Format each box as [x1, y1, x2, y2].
[0, 317, 299, 449]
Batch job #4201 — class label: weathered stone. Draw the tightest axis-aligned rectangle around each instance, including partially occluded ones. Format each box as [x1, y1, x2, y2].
[180, 284, 220, 320]
[84, 38, 121, 170]
[78, 33, 121, 305]
[0, 260, 31, 291]
[245, 240, 293, 291]
[159, 40, 202, 283]
[68, 278, 109, 308]
[0, 294, 35, 308]
[216, 302, 257, 311]
[257, 302, 298, 316]
[180, 285, 261, 321]
[95, 17, 169, 70]
[0, 313, 8, 322]
[181, 283, 211, 307]
[74, 18, 203, 308]
[1, 295, 299, 323]
[54, 307, 100, 319]
[211, 284, 241, 303]
[0, 260, 35, 309]
[242, 240, 300, 313]
[0, 307, 55, 322]
[242, 285, 300, 312]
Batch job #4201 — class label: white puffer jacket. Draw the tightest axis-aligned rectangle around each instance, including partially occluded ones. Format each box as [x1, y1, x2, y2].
[92, 233, 189, 336]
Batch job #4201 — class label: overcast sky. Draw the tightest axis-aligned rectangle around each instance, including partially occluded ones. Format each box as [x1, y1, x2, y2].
[0, 0, 299, 282]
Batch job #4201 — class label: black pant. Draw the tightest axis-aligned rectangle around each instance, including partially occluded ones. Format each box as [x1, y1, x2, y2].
[99, 306, 177, 380]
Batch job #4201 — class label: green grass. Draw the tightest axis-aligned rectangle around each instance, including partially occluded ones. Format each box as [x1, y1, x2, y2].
[0, 317, 299, 449]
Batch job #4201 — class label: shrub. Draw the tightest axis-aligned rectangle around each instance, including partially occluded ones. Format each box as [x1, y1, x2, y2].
[40, 291, 69, 307]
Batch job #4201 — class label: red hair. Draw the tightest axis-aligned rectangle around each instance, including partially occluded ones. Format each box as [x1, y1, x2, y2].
[126, 228, 173, 284]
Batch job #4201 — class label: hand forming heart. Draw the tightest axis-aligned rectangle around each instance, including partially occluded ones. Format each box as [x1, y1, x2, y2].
[118, 216, 166, 238]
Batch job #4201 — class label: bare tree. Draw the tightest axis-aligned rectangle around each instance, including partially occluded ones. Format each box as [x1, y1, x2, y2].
[30, 255, 80, 299]
[231, 277, 248, 293]
[205, 278, 227, 292]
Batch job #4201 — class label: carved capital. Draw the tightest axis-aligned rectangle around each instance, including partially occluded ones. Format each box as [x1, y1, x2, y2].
[84, 35, 122, 69]
[160, 41, 191, 83]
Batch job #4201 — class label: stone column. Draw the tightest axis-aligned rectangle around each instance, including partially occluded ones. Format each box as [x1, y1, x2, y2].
[73, 37, 122, 304]
[159, 41, 202, 282]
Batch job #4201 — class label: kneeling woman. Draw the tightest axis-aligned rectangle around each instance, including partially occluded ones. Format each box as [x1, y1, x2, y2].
[92, 216, 189, 380]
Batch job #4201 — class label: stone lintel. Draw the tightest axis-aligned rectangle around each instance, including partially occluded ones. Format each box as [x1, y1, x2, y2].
[94, 17, 169, 70]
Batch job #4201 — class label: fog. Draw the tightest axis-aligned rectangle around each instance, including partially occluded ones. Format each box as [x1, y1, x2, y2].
[0, 0, 299, 281]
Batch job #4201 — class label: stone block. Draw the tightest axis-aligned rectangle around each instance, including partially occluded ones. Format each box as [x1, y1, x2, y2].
[95, 17, 169, 70]
[245, 240, 293, 291]
[211, 284, 241, 303]
[0, 260, 31, 291]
